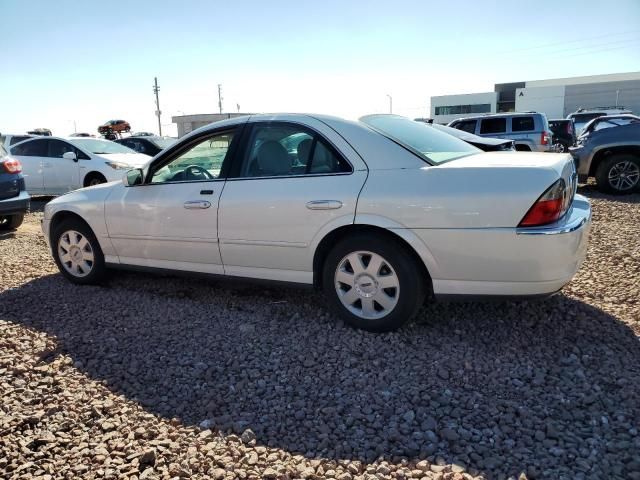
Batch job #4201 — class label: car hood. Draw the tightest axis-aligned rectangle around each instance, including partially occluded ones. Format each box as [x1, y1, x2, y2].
[96, 152, 151, 167]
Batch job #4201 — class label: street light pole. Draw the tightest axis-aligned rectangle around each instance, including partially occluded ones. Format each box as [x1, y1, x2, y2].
[218, 84, 223, 114]
[386, 94, 393, 114]
[153, 77, 162, 136]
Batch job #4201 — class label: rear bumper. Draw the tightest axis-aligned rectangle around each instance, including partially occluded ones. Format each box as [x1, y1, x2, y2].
[0, 190, 30, 216]
[419, 195, 591, 298]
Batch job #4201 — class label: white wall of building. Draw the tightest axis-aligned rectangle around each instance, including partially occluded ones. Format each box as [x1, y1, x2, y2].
[515, 85, 566, 119]
[430, 92, 497, 124]
[525, 71, 640, 88]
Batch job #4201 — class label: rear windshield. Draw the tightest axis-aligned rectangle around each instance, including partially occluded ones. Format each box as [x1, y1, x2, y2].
[151, 137, 176, 149]
[68, 138, 137, 154]
[360, 115, 480, 164]
[10, 135, 32, 146]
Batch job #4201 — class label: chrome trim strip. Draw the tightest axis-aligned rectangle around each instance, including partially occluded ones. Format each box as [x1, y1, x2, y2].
[109, 234, 218, 243]
[221, 239, 307, 248]
[517, 216, 588, 235]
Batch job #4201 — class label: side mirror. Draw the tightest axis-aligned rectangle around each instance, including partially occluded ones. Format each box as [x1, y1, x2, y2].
[62, 151, 78, 162]
[123, 168, 144, 187]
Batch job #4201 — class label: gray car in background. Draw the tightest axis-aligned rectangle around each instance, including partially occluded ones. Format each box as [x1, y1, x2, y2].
[570, 122, 640, 194]
[448, 112, 553, 152]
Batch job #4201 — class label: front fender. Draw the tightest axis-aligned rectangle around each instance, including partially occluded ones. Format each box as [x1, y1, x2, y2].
[44, 183, 118, 257]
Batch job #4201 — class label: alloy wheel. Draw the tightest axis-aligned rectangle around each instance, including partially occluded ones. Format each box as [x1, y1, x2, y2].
[334, 251, 400, 320]
[608, 161, 640, 191]
[58, 230, 95, 277]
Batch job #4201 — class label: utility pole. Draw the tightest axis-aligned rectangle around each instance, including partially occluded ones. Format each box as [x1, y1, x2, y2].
[217, 84, 223, 114]
[153, 77, 162, 136]
[386, 94, 393, 114]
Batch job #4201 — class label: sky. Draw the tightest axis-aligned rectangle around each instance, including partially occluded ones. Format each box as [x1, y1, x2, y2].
[1, 0, 639, 137]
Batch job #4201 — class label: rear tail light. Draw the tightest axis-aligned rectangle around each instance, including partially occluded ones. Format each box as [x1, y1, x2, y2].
[541, 132, 550, 145]
[518, 179, 568, 227]
[1, 158, 22, 174]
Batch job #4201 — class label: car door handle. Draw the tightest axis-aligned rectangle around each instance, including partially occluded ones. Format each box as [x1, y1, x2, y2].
[306, 200, 343, 210]
[183, 200, 211, 209]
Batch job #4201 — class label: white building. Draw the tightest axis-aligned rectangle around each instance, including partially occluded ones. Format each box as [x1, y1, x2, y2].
[431, 72, 640, 124]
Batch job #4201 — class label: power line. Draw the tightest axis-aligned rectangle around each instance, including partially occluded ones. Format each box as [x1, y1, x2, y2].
[495, 29, 640, 55]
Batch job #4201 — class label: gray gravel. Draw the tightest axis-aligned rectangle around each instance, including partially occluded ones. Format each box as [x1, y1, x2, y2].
[1, 186, 639, 480]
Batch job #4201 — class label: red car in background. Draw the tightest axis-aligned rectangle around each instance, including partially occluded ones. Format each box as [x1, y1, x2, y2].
[98, 120, 131, 135]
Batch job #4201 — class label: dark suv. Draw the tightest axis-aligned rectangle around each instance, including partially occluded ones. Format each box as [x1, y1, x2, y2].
[570, 122, 640, 194]
[0, 143, 30, 230]
[548, 119, 576, 152]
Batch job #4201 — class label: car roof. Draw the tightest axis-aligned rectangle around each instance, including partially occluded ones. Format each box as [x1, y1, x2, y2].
[592, 114, 640, 120]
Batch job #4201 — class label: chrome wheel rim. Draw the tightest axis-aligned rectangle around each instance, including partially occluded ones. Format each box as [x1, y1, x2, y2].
[335, 251, 400, 320]
[608, 161, 639, 191]
[58, 230, 94, 277]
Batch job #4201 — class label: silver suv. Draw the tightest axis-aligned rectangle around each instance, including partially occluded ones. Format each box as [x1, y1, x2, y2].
[448, 112, 553, 152]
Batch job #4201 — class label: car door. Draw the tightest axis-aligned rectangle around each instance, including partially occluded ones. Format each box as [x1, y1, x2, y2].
[218, 119, 368, 284]
[44, 139, 83, 194]
[104, 127, 239, 274]
[9, 138, 48, 193]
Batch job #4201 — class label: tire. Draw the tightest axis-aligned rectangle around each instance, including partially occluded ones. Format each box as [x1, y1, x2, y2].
[51, 218, 106, 284]
[0, 214, 24, 231]
[322, 234, 426, 332]
[84, 173, 107, 187]
[595, 154, 640, 195]
[515, 144, 531, 152]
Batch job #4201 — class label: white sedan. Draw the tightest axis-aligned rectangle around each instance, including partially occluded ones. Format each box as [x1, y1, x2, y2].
[10, 136, 150, 195]
[42, 114, 591, 332]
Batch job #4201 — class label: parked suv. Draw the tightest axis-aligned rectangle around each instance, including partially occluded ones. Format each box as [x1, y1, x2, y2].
[570, 122, 640, 194]
[0, 143, 30, 231]
[548, 119, 576, 152]
[448, 112, 553, 152]
[567, 107, 633, 136]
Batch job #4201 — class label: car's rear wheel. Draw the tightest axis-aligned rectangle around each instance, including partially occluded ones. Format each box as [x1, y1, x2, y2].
[595, 154, 640, 194]
[322, 234, 426, 332]
[84, 172, 107, 187]
[0, 214, 24, 231]
[51, 218, 106, 284]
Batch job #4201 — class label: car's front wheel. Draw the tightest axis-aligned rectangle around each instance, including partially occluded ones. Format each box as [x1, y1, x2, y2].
[84, 173, 107, 187]
[0, 214, 24, 231]
[51, 218, 106, 284]
[322, 234, 426, 332]
[595, 154, 640, 194]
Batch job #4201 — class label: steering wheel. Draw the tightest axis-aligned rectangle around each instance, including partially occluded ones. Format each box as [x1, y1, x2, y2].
[184, 165, 214, 180]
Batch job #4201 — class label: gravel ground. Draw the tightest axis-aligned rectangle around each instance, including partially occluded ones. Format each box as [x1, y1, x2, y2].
[1, 186, 639, 480]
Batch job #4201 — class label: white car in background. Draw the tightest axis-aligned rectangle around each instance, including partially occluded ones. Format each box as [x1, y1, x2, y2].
[42, 114, 591, 332]
[9, 136, 150, 195]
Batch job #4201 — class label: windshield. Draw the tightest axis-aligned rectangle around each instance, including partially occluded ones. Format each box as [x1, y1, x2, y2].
[360, 114, 480, 164]
[569, 113, 605, 135]
[68, 138, 137, 154]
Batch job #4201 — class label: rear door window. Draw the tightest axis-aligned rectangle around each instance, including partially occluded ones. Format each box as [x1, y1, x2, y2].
[11, 139, 48, 156]
[480, 118, 506, 134]
[511, 116, 535, 132]
[453, 120, 477, 134]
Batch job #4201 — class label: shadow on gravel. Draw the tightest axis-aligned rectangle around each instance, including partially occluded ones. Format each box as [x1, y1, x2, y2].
[2, 272, 640, 479]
